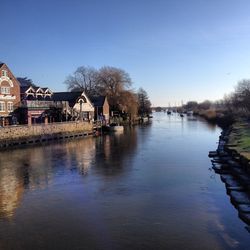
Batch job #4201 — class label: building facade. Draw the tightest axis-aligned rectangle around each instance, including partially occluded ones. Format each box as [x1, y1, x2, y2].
[0, 63, 20, 126]
[90, 96, 110, 122]
[52, 92, 95, 121]
[20, 86, 54, 125]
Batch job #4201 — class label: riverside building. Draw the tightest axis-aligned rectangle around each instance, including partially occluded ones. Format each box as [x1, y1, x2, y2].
[0, 62, 20, 126]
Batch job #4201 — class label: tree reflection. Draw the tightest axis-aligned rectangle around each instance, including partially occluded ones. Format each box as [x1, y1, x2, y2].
[93, 128, 138, 176]
[0, 128, 139, 218]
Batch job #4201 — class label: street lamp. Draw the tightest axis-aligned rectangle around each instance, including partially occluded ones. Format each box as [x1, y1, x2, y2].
[79, 99, 83, 121]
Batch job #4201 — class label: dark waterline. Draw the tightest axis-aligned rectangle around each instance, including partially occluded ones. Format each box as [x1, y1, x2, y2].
[0, 113, 249, 249]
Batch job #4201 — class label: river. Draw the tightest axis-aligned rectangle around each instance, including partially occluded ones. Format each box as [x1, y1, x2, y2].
[0, 112, 249, 249]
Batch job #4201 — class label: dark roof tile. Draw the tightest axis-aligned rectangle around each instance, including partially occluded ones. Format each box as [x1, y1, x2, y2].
[52, 92, 82, 106]
[90, 96, 106, 107]
[20, 86, 34, 93]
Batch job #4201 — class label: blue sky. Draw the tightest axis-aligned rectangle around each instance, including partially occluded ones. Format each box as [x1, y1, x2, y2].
[2, 0, 250, 106]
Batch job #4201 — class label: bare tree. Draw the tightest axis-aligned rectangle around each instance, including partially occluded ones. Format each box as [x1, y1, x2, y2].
[185, 101, 198, 111]
[96, 66, 132, 111]
[233, 79, 250, 114]
[64, 65, 138, 118]
[222, 93, 235, 113]
[64, 66, 98, 95]
[198, 100, 212, 110]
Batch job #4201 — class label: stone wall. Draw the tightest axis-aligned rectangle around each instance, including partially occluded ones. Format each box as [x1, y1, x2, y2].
[0, 121, 93, 141]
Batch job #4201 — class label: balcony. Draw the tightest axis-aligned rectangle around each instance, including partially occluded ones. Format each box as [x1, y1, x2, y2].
[21, 100, 54, 109]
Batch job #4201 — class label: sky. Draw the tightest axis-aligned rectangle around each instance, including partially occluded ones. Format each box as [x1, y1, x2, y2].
[2, 0, 250, 106]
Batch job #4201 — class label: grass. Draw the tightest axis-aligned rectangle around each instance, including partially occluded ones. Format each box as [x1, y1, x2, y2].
[227, 122, 250, 160]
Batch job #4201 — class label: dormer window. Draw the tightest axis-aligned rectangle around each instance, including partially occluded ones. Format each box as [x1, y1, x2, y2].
[2, 70, 7, 77]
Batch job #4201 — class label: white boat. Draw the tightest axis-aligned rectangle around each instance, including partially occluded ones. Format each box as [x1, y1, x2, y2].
[109, 125, 124, 132]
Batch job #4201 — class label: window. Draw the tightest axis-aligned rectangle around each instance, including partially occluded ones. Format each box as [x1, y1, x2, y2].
[78, 97, 87, 103]
[0, 102, 5, 112]
[7, 102, 13, 112]
[1, 70, 7, 77]
[1, 87, 10, 94]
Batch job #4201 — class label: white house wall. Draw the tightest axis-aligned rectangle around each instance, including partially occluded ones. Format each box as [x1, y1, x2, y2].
[73, 102, 94, 112]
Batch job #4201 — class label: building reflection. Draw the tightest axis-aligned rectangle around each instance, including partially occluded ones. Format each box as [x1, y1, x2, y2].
[0, 128, 139, 218]
[0, 147, 55, 218]
[0, 167, 24, 219]
[62, 138, 96, 175]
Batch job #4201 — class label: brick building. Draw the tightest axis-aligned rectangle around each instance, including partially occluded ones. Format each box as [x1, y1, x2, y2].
[0, 63, 20, 126]
[90, 96, 110, 122]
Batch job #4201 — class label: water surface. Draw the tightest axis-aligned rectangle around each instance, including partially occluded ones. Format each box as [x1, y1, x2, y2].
[0, 113, 249, 249]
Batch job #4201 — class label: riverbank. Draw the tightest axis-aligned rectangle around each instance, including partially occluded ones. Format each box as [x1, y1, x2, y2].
[0, 121, 94, 149]
[209, 122, 250, 225]
[226, 122, 250, 161]
[0, 116, 152, 149]
[194, 109, 234, 128]
[2, 111, 250, 249]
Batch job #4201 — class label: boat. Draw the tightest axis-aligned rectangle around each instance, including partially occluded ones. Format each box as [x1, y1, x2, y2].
[109, 125, 124, 132]
[102, 123, 124, 132]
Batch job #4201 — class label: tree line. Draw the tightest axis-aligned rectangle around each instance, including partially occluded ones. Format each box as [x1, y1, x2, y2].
[182, 79, 250, 126]
[64, 66, 151, 119]
[222, 79, 250, 117]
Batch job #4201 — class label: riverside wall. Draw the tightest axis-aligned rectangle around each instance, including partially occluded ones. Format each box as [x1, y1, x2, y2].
[0, 121, 94, 148]
[209, 126, 250, 225]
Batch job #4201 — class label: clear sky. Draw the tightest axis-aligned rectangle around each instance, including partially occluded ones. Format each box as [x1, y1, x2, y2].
[2, 0, 250, 106]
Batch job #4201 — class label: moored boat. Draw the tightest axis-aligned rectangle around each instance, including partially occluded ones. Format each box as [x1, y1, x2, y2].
[109, 125, 124, 132]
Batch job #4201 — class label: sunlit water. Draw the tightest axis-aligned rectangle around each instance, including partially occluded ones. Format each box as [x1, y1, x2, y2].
[0, 113, 249, 249]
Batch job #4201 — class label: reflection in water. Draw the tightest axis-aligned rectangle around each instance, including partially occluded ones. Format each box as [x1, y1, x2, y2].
[0, 167, 23, 218]
[0, 129, 138, 219]
[0, 113, 249, 250]
[185, 115, 217, 132]
[94, 128, 138, 176]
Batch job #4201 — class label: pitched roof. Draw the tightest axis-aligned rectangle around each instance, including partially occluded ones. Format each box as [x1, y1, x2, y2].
[20, 86, 35, 94]
[33, 87, 43, 92]
[0, 62, 4, 68]
[52, 92, 82, 106]
[90, 96, 106, 107]
[42, 87, 51, 92]
[20, 86, 33, 93]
